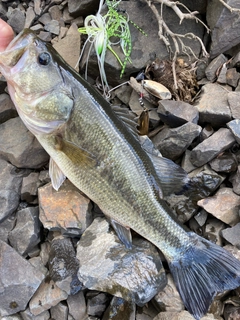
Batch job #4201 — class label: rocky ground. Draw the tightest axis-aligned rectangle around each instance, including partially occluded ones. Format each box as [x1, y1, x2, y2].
[1, 0, 240, 319]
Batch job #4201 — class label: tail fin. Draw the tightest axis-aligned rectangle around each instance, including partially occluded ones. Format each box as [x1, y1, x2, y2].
[168, 232, 240, 320]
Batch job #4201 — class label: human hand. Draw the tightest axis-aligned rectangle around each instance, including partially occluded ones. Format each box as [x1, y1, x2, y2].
[0, 19, 14, 52]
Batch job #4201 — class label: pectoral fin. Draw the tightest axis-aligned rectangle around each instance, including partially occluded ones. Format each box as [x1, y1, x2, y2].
[49, 157, 66, 191]
[149, 153, 189, 196]
[110, 219, 132, 249]
[54, 135, 98, 167]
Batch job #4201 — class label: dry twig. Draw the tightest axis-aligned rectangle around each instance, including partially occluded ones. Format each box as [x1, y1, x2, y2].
[145, 0, 210, 89]
[218, 0, 240, 13]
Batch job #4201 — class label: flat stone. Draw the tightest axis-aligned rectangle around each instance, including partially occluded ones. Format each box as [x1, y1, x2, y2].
[200, 125, 214, 141]
[0, 117, 49, 169]
[38, 13, 51, 25]
[0, 158, 24, 222]
[157, 100, 199, 127]
[49, 5, 62, 21]
[24, 7, 35, 28]
[38, 180, 93, 236]
[227, 119, 240, 144]
[190, 128, 235, 167]
[194, 83, 231, 128]
[0, 93, 17, 124]
[205, 54, 228, 81]
[0, 240, 44, 316]
[68, 0, 99, 17]
[8, 207, 41, 257]
[29, 277, 68, 316]
[67, 291, 87, 320]
[221, 223, 240, 246]
[0, 215, 16, 243]
[207, 0, 240, 57]
[44, 20, 60, 35]
[194, 209, 208, 227]
[20, 308, 50, 320]
[21, 172, 40, 203]
[49, 236, 81, 295]
[7, 8, 25, 33]
[226, 68, 240, 87]
[102, 297, 135, 320]
[34, 0, 42, 15]
[53, 23, 81, 71]
[204, 218, 225, 245]
[87, 292, 109, 317]
[154, 274, 184, 312]
[209, 151, 238, 173]
[181, 150, 198, 173]
[229, 165, 240, 195]
[50, 302, 68, 320]
[77, 218, 167, 306]
[152, 122, 201, 160]
[197, 187, 240, 226]
[154, 310, 217, 320]
[228, 92, 240, 119]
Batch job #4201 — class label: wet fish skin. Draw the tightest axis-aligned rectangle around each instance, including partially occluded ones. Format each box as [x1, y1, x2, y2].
[0, 29, 240, 320]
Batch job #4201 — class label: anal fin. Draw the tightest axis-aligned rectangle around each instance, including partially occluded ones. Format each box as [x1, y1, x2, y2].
[49, 157, 66, 191]
[110, 219, 132, 249]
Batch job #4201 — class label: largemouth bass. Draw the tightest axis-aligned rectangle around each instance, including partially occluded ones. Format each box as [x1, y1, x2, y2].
[1, 29, 240, 320]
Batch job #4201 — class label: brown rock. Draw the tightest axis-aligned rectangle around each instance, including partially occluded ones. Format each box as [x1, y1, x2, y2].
[38, 179, 92, 235]
[153, 310, 218, 320]
[52, 23, 81, 71]
[197, 187, 240, 226]
[29, 277, 68, 316]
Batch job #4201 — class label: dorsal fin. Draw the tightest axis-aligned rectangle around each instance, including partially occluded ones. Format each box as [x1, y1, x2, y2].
[111, 105, 139, 137]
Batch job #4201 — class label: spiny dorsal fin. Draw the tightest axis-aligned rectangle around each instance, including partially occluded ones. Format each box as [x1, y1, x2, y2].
[111, 105, 139, 137]
[110, 218, 132, 249]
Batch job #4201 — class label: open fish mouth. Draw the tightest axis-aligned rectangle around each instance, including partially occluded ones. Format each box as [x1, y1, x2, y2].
[0, 29, 35, 70]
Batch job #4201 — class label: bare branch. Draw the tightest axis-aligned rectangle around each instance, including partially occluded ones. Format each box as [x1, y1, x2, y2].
[218, 0, 240, 13]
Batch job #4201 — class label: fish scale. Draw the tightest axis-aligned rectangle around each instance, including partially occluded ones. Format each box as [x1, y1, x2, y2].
[1, 29, 240, 320]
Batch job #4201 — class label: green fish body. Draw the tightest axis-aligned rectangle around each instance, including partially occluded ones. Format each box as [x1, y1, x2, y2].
[0, 30, 240, 320]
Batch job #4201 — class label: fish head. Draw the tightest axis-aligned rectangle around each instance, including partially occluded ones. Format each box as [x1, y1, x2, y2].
[0, 29, 74, 135]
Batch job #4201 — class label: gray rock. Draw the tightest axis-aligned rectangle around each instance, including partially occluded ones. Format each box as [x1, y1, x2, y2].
[194, 83, 231, 128]
[49, 236, 82, 295]
[8, 207, 41, 257]
[0, 240, 44, 316]
[49, 5, 62, 21]
[24, 7, 35, 28]
[197, 187, 240, 226]
[29, 277, 68, 316]
[181, 150, 198, 173]
[38, 13, 51, 25]
[21, 172, 40, 203]
[29, 256, 48, 277]
[102, 297, 135, 320]
[207, 0, 240, 57]
[228, 91, 240, 119]
[20, 308, 50, 320]
[0, 117, 49, 169]
[50, 302, 68, 320]
[200, 125, 214, 141]
[157, 100, 199, 127]
[77, 218, 167, 306]
[227, 119, 240, 144]
[152, 122, 201, 160]
[0, 93, 17, 124]
[40, 242, 51, 267]
[209, 151, 238, 173]
[154, 274, 184, 312]
[205, 54, 228, 82]
[229, 165, 240, 195]
[53, 23, 81, 71]
[0, 315, 23, 320]
[0, 158, 24, 222]
[44, 20, 60, 35]
[221, 223, 240, 246]
[87, 292, 109, 317]
[226, 68, 240, 87]
[154, 310, 217, 320]
[190, 128, 236, 167]
[216, 62, 227, 84]
[38, 31, 52, 42]
[67, 291, 87, 320]
[68, 0, 99, 17]
[0, 215, 16, 243]
[204, 218, 225, 245]
[7, 8, 25, 33]
[194, 209, 208, 227]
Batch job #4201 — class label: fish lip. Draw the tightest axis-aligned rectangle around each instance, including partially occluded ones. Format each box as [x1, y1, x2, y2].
[0, 29, 36, 71]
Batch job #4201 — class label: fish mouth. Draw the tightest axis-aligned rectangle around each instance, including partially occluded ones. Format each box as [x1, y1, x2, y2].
[0, 29, 36, 71]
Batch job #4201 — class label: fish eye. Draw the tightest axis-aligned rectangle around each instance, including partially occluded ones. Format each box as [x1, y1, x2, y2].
[38, 52, 51, 66]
